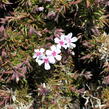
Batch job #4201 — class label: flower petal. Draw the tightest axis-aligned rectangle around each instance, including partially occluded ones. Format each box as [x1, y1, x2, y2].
[63, 44, 68, 49]
[46, 50, 52, 56]
[48, 56, 56, 64]
[60, 34, 65, 40]
[44, 63, 51, 70]
[54, 38, 59, 43]
[71, 51, 75, 55]
[40, 48, 45, 52]
[55, 55, 62, 61]
[71, 37, 78, 42]
[51, 45, 56, 51]
[57, 44, 61, 49]
[34, 49, 39, 52]
[33, 54, 37, 58]
[66, 43, 70, 48]
[70, 43, 76, 48]
[56, 48, 61, 54]
[36, 59, 44, 66]
[67, 33, 72, 38]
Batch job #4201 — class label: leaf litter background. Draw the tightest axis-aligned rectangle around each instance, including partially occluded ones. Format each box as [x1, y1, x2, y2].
[0, 0, 109, 109]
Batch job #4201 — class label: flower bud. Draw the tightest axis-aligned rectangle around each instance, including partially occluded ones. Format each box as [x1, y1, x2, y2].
[37, 7, 44, 12]
[45, 0, 51, 2]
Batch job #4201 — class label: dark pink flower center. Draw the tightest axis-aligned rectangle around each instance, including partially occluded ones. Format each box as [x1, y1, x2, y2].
[36, 52, 41, 56]
[59, 41, 64, 45]
[52, 51, 56, 56]
[44, 58, 49, 63]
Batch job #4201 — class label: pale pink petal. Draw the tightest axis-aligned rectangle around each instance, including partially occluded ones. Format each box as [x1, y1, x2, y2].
[57, 44, 61, 49]
[66, 43, 70, 48]
[63, 45, 68, 49]
[70, 43, 76, 48]
[44, 63, 51, 70]
[46, 50, 52, 56]
[48, 56, 56, 64]
[52, 45, 61, 53]
[51, 45, 56, 51]
[55, 55, 62, 61]
[34, 49, 39, 52]
[56, 48, 61, 54]
[67, 33, 72, 38]
[40, 48, 45, 52]
[71, 37, 78, 42]
[54, 38, 60, 43]
[36, 59, 44, 66]
[33, 54, 37, 58]
[71, 51, 75, 55]
[60, 34, 65, 40]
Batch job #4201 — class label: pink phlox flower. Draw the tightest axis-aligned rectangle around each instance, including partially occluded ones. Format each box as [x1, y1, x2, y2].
[36, 55, 56, 70]
[64, 33, 78, 49]
[33, 32, 78, 70]
[46, 45, 62, 62]
[54, 34, 68, 49]
[33, 48, 45, 59]
[37, 7, 44, 12]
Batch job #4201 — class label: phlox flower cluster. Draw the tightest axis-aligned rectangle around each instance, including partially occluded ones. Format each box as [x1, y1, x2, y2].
[33, 33, 78, 70]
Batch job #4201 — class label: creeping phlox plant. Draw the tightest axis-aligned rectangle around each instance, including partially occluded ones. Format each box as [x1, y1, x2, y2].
[33, 33, 78, 70]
